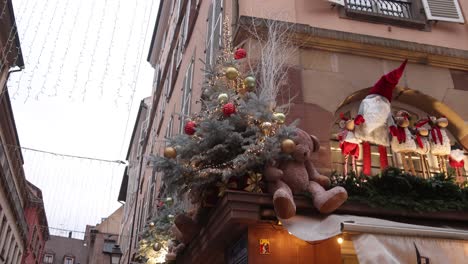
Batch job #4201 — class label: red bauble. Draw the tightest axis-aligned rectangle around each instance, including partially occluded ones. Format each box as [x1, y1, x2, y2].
[223, 103, 236, 117]
[234, 48, 247, 60]
[184, 121, 197, 135]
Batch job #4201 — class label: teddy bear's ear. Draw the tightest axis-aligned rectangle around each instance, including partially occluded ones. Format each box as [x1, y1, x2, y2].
[310, 135, 320, 153]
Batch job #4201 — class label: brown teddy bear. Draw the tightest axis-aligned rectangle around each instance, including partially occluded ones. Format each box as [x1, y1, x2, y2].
[265, 128, 348, 219]
[165, 212, 200, 261]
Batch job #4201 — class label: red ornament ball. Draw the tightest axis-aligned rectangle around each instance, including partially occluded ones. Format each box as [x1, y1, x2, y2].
[184, 121, 197, 135]
[234, 48, 247, 60]
[223, 103, 236, 117]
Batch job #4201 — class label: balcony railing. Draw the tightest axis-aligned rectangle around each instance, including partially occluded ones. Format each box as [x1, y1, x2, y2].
[345, 0, 413, 19]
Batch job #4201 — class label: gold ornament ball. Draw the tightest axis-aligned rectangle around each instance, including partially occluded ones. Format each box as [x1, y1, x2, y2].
[164, 147, 177, 159]
[153, 242, 161, 252]
[244, 76, 256, 89]
[261, 122, 273, 136]
[281, 139, 296, 153]
[149, 222, 155, 228]
[273, 112, 286, 124]
[218, 93, 229, 104]
[225, 67, 239, 80]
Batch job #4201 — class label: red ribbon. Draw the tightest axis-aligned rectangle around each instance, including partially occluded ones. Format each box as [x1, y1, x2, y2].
[449, 157, 465, 168]
[431, 126, 443, 144]
[415, 134, 424, 149]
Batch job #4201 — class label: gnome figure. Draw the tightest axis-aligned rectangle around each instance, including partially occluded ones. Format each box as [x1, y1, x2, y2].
[391, 110, 417, 174]
[354, 60, 408, 174]
[449, 148, 465, 184]
[413, 119, 432, 178]
[337, 113, 360, 176]
[428, 116, 451, 173]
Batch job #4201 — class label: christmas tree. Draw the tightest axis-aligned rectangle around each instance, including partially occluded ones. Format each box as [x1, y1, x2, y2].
[139, 19, 297, 263]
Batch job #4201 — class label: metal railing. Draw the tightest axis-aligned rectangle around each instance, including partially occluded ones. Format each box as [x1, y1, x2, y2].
[345, 0, 413, 19]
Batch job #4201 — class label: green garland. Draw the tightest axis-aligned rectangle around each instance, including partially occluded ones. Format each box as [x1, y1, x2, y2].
[331, 167, 468, 212]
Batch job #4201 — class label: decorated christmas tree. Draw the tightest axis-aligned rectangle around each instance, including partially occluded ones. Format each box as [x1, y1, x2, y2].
[138, 19, 298, 263]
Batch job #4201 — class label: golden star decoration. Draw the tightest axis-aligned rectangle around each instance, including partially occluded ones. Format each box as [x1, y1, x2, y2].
[244, 172, 263, 193]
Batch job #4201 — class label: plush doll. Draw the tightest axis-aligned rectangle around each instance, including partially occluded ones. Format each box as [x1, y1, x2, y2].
[165, 212, 200, 261]
[429, 116, 451, 173]
[354, 60, 407, 174]
[337, 113, 360, 176]
[391, 110, 417, 174]
[449, 148, 465, 184]
[265, 128, 348, 219]
[412, 119, 432, 178]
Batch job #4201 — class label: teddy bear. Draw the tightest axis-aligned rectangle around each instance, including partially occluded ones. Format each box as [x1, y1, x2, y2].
[265, 128, 348, 219]
[165, 212, 200, 261]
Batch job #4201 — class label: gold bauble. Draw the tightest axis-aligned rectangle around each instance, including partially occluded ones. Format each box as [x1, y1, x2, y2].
[218, 93, 229, 104]
[273, 112, 286, 124]
[149, 222, 155, 228]
[164, 147, 177, 159]
[153, 242, 161, 252]
[281, 139, 296, 153]
[225, 67, 239, 80]
[261, 122, 273, 136]
[345, 120, 355, 131]
[243, 76, 256, 90]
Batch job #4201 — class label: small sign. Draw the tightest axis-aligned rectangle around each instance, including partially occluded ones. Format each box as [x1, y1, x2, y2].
[259, 239, 270, 254]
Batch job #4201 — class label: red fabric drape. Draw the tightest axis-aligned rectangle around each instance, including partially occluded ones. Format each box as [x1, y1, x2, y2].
[379, 145, 389, 170]
[362, 142, 371, 176]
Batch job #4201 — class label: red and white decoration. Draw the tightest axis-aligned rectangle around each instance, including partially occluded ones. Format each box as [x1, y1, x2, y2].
[449, 149, 465, 184]
[337, 113, 360, 176]
[354, 60, 407, 175]
[390, 110, 416, 153]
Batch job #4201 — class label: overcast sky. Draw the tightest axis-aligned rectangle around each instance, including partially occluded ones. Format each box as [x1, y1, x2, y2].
[7, 0, 159, 238]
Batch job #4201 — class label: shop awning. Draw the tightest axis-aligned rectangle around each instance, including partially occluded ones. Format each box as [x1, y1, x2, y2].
[281, 214, 468, 263]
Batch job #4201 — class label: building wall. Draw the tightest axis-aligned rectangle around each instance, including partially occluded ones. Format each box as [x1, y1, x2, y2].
[119, 98, 151, 264]
[23, 207, 47, 264]
[43, 236, 88, 264]
[238, 0, 468, 51]
[86, 207, 123, 264]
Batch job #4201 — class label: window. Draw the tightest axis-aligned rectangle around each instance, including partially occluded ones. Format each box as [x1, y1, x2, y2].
[330, 0, 464, 27]
[205, 0, 223, 68]
[64, 256, 74, 264]
[165, 115, 174, 143]
[44, 253, 54, 263]
[180, 57, 194, 133]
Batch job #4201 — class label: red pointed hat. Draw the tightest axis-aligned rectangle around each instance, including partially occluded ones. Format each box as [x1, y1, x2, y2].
[368, 59, 407, 102]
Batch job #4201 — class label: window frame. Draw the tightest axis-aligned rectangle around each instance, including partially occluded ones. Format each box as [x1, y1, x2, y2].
[63, 255, 75, 264]
[43, 253, 54, 263]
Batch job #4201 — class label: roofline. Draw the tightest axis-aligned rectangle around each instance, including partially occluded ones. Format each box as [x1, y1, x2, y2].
[8, 0, 24, 67]
[146, 0, 165, 63]
[125, 100, 148, 160]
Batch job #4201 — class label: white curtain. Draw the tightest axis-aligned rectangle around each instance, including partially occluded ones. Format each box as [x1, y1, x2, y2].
[353, 234, 468, 264]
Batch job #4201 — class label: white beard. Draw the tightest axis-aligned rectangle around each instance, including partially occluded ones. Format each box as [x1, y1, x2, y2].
[450, 149, 465, 162]
[361, 95, 390, 132]
[355, 95, 392, 146]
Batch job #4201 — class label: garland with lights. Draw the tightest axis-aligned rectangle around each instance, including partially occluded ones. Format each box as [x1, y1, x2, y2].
[331, 167, 468, 212]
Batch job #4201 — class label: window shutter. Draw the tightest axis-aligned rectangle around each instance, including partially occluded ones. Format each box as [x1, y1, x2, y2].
[327, 0, 344, 6]
[422, 0, 465, 23]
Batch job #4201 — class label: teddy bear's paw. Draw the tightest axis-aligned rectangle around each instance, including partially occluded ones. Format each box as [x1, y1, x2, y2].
[273, 189, 296, 219]
[165, 253, 177, 261]
[315, 187, 348, 214]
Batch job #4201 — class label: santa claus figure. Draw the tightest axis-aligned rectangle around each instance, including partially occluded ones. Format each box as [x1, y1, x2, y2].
[428, 116, 451, 173]
[391, 110, 417, 174]
[449, 148, 465, 184]
[337, 113, 360, 176]
[354, 59, 408, 174]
